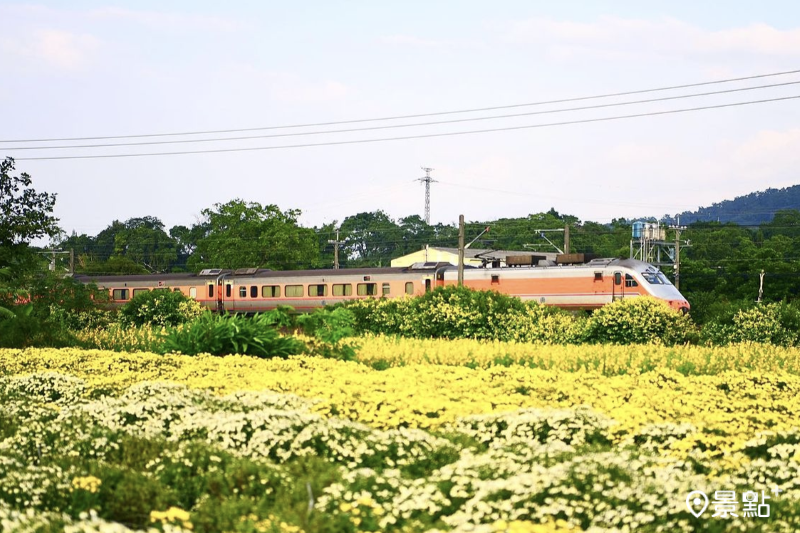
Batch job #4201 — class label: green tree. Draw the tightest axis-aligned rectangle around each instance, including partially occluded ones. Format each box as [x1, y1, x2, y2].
[188, 199, 318, 270]
[0, 157, 60, 304]
[339, 210, 400, 266]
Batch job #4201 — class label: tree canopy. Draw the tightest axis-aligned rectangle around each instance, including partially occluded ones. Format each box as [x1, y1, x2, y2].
[188, 199, 319, 270]
[0, 157, 60, 279]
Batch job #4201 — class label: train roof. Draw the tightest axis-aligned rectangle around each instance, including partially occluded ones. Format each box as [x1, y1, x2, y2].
[72, 263, 453, 284]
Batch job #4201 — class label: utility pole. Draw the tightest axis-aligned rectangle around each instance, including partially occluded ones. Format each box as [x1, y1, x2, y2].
[417, 167, 437, 224]
[327, 228, 345, 269]
[458, 214, 465, 286]
[564, 224, 570, 255]
[758, 269, 765, 302]
[670, 217, 687, 290]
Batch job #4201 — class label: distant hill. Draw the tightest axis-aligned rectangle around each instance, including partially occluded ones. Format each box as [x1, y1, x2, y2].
[672, 185, 800, 226]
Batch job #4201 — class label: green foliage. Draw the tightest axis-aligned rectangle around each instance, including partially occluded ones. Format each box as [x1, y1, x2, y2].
[583, 297, 696, 346]
[188, 199, 319, 271]
[0, 157, 59, 249]
[345, 286, 582, 343]
[0, 304, 78, 348]
[0, 157, 61, 317]
[701, 302, 800, 347]
[297, 307, 358, 360]
[119, 288, 204, 327]
[160, 312, 306, 358]
[63, 217, 179, 274]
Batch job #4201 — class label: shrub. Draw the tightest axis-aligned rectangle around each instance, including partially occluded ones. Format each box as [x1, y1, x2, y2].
[583, 297, 695, 345]
[0, 304, 78, 348]
[160, 312, 306, 358]
[702, 302, 800, 347]
[297, 307, 358, 360]
[119, 289, 204, 327]
[344, 287, 582, 344]
[75, 323, 165, 353]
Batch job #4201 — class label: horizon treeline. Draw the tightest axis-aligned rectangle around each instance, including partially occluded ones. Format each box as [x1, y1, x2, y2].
[52, 198, 800, 316]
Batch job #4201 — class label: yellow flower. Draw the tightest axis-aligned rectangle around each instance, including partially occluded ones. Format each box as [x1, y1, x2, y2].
[71, 475, 101, 493]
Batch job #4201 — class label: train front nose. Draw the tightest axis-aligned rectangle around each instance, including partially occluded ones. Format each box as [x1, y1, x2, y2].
[669, 299, 690, 313]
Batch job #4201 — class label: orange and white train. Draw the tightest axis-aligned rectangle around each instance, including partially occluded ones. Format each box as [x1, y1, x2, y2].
[75, 257, 690, 313]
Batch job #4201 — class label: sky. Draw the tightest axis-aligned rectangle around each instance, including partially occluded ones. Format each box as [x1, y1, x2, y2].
[2, 1, 800, 242]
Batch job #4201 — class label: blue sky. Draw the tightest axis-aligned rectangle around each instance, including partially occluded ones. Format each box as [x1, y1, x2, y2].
[2, 1, 799, 240]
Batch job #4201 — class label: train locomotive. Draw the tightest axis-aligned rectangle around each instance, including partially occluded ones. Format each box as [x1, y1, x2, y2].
[75, 256, 690, 313]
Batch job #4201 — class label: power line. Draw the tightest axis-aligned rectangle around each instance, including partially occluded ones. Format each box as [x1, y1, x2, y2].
[6, 80, 800, 152]
[15, 94, 800, 161]
[5, 68, 800, 143]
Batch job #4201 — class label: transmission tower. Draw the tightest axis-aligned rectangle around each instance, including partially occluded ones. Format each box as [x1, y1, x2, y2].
[417, 167, 437, 224]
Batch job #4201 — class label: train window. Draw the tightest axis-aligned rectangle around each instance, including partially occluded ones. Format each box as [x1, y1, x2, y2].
[382, 283, 390, 296]
[285, 285, 303, 297]
[332, 284, 352, 296]
[189, 287, 197, 299]
[405, 282, 414, 295]
[308, 284, 327, 297]
[133, 288, 148, 297]
[625, 274, 638, 288]
[614, 272, 622, 286]
[226, 284, 232, 298]
[208, 284, 214, 298]
[112, 288, 129, 300]
[357, 283, 377, 296]
[239, 286, 247, 298]
[491, 275, 500, 284]
[262, 285, 281, 298]
[250, 285, 258, 298]
[641, 272, 662, 284]
[594, 272, 603, 281]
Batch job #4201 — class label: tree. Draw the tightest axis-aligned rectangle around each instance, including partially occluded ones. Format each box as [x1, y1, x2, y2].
[0, 157, 60, 317]
[0, 157, 59, 283]
[188, 199, 318, 270]
[0, 157, 59, 249]
[339, 211, 400, 266]
[62, 217, 179, 274]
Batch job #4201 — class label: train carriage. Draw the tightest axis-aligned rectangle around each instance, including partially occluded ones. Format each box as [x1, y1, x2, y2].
[75, 258, 688, 314]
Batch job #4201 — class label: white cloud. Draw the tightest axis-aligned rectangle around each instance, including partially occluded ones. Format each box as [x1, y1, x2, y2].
[381, 34, 449, 48]
[88, 7, 243, 33]
[2, 29, 100, 70]
[223, 65, 351, 104]
[504, 16, 800, 61]
[725, 128, 800, 184]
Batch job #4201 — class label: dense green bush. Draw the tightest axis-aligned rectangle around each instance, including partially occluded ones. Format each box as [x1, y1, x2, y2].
[701, 302, 800, 346]
[297, 307, 358, 360]
[119, 288, 204, 327]
[0, 304, 78, 348]
[159, 311, 306, 358]
[344, 286, 582, 343]
[583, 297, 696, 346]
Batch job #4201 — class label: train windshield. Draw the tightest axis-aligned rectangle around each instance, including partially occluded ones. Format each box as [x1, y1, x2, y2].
[641, 270, 672, 285]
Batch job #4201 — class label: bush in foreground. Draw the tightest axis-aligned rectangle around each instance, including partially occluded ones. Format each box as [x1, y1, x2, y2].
[701, 301, 800, 347]
[119, 288, 204, 327]
[583, 297, 695, 345]
[159, 312, 305, 358]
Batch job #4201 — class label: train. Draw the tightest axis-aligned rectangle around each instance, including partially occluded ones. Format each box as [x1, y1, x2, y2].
[74, 256, 690, 313]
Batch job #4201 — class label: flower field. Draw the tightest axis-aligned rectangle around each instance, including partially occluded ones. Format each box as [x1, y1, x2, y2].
[2, 340, 799, 532]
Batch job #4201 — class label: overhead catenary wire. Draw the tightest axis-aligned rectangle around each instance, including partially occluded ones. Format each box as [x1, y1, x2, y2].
[4, 67, 800, 143]
[5, 80, 800, 152]
[13, 94, 800, 161]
